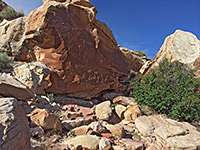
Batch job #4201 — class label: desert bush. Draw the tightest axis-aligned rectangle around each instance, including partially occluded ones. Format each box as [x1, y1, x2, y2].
[0, 52, 10, 70]
[47, 93, 54, 104]
[130, 58, 200, 122]
[0, 8, 24, 22]
[135, 50, 147, 57]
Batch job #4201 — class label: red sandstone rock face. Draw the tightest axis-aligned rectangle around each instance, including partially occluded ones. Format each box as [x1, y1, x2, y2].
[0, 0, 130, 98]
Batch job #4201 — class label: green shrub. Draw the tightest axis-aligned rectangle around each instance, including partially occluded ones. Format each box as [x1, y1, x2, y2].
[130, 58, 200, 122]
[135, 50, 147, 57]
[47, 93, 54, 104]
[0, 8, 24, 22]
[0, 52, 10, 70]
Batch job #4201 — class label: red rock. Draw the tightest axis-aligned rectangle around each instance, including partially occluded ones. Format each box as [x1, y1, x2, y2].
[101, 133, 112, 138]
[30, 109, 62, 131]
[0, 0, 130, 99]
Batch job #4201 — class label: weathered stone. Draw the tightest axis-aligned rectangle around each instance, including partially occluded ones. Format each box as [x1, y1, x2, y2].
[0, 0, 130, 99]
[115, 104, 126, 119]
[55, 96, 93, 107]
[72, 125, 92, 136]
[12, 62, 52, 95]
[88, 121, 108, 133]
[150, 30, 200, 76]
[99, 137, 111, 150]
[119, 46, 147, 72]
[146, 146, 158, 150]
[105, 124, 124, 138]
[112, 96, 134, 106]
[65, 135, 100, 150]
[135, 115, 200, 150]
[95, 101, 112, 121]
[30, 126, 45, 138]
[139, 60, 151, 74]
[120, 138, 144, 150]
[123, 103, 142, 121]
[140, 105, 156, 116]
[112, 146, 124, 150]
[62, 116, 93, 130]
[102, 93, 121, 100]
[0, 98, 30, 150]
[0, 73, 34, 100]
[30, 109, 62, 131]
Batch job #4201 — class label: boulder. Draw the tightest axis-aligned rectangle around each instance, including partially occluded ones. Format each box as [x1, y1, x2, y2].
[72, 125, 92, 136]
[135, 115, 200, 150]
[119, 46, 147, 72]
[123, 103, 142, 121]
[12, 62, 52, 95]
[30, 126, 45, 138]
[65, 135, 100, 150]
[0, 73, 34, 100]
[105, 124, 124, 138]
[99, 137, 111, 150]
[62, 116, 93, 130]
[95, 101, 112, 121]
[146, 146, 158, 150]
[0, 98, 30, 150]
[88, 121, 108, 133]
[30, 109, 62, 131]
[150, 30, 200, 76]
[112, 96, 134, 106]
[0, 0, 130, 99]
[119, 138, 144, 150]
[115, 104, 126, 119]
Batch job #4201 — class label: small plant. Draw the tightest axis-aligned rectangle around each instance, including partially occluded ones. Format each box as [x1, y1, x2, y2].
[52, 110, 61, 118]
[47, 93, 54, 104]
[0, 52, 11, 70]
[135, 50, 147, 57]
[130, 58, 200, 122]
[67, 130, 75, 137]
[0, 8, 24, 22]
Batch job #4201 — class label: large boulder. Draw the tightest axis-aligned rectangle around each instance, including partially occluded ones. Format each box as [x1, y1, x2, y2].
[30, 109, 62, 131]
[12, 62, 52, 95]
[135, 115, 200, 150]
[0, 97, 30, 150]
[119, 46, 148, 72]
[0, 73, 34, 100]
[0, 0, 130, 99]
[150, 30, 200, 75]
[65, 135, 100, 150]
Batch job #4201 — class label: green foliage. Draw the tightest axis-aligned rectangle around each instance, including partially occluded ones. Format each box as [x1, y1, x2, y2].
[47, 93, 54, 104]
[52, 110, 62, 118]
[67, 130, 75, 137]
[135, 50, 147, 57]
[0, 8, 24, 22]
[0, 52, 10, 70]
[130, 58, 200, 122]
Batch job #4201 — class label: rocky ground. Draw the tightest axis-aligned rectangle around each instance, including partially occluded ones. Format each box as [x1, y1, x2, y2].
[0, 63, 200, 150]
[0, 0, 200, 150]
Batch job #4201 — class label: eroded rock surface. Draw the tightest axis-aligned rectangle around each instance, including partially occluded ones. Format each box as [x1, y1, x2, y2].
[0, 73, 34, 100]
[119, 46, 148, 72]
[150, 30, 200, 75]
[0, 0, 131, 99]
[0, 98, 30, 150]
[13, 62, 52, 95]
[135, 115, 200, 150]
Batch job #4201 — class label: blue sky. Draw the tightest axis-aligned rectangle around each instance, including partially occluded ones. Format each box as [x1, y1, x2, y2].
[3, 0, 200, 59]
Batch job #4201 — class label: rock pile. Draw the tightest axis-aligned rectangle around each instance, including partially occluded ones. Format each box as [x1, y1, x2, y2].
[0, 0, 199, 150]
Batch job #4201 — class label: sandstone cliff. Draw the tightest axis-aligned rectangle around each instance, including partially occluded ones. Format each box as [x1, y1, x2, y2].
[0, 0, 134, 98]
